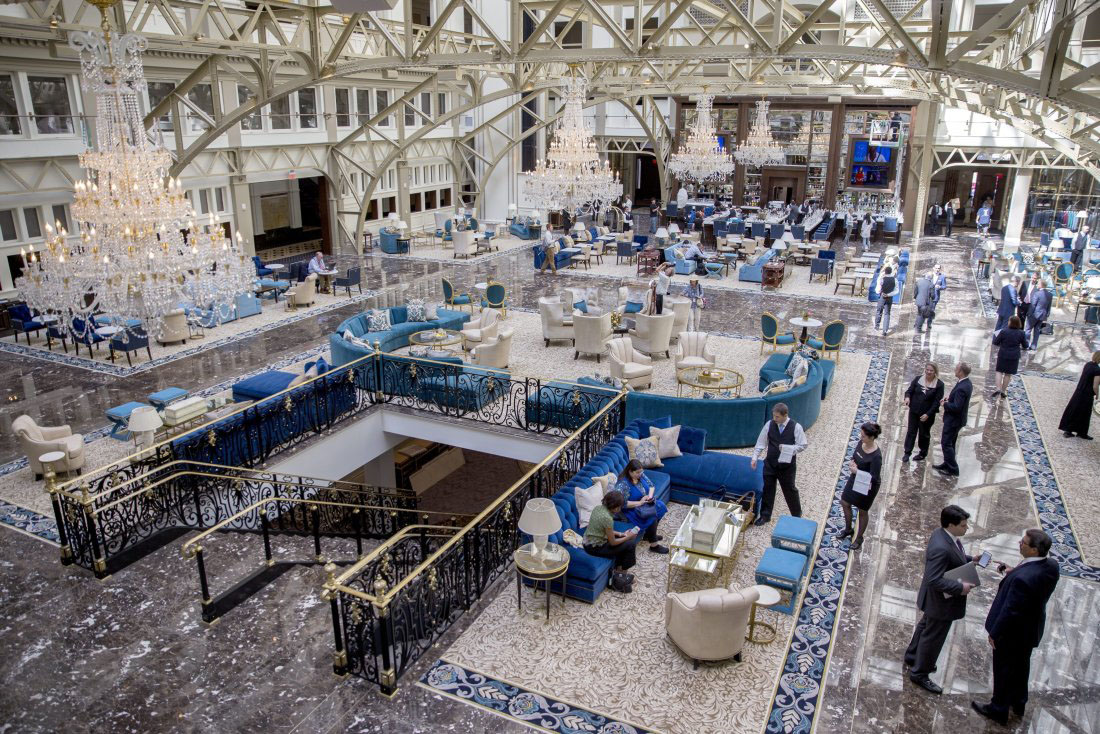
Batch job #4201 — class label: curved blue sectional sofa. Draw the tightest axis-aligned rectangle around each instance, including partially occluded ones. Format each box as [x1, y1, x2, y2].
[624, 359, 830, 448]
[329, 306, 470, 366]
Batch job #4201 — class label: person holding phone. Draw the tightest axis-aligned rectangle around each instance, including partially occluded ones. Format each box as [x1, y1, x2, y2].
[615, 460, 669, 554]
[838, 422, 883, 551]
[582, 490, 640, 593]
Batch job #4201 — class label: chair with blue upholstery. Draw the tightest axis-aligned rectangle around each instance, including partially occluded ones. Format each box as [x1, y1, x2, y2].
[665, 246, 695, 275]
[481, 281, 508, 318]
[755, 547, 808, 615]
[252, 255, 273, 277]
[334, 267, 362, 297]
[46, 322, 70, 352]
[883, 216, 899, 242]
[442, 277, 473, 312]
[759, 312, 796, 354]
[1039, 232, 1051, 249]
[616, 240, 635, 265]
[817, 249, 836, 261]
[71, 316, 105, 357]
[234, 293, 263, 319]
[791, 225, 805, 241]
[751, 221, 766, 239]
[729, 220, 745, 236]
[666, 203, 678, 219]
[703, 206, 715, 217]
[379, 228, 409, 254]
[8, 304, 45, 344]
[770, 223, 784, 240]
[809, 257, 833, 283]
[772, 516, 818, 556]
[109, 326, 152, 366]
[806, 319, 845, 363]
[686, 210, 697, 231]
[443, 219, 453, 242]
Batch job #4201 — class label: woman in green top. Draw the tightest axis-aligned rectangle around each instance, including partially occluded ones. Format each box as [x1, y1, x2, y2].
[583, 490, 640, 592]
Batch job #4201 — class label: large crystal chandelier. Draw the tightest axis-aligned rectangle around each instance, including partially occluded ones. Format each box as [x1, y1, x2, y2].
[668, 94, 735, 184]
[734, 99, 786, 167]
[16, 0, 254, 339]
[526, 75, 622, 214]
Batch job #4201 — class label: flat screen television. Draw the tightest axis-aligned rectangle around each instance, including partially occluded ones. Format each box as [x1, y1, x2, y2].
[852, 140, 892, 163]
[849, 165, 891, 188]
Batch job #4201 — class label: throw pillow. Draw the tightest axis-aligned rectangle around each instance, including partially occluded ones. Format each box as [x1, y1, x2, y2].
[575, 484, 604, 528]
[592, 472, 618, 493]
[635, 416, 672, 436]
[792, 373, 808, 387]
[288, 372, 311, 388]
[624, 300, 643, 314]
[764, 378, 791, 395]
[785, 354, 806, 378]
[425, 302, 439, 320]
[573, 300, 588, 313]
[342, 328, 355, 341]
[406, 299, 427, 322]
[791, 357, 809, 382]
[314, 357, 329, 375]
[677, 425, 707, 455]
[561, 528, 584, 548]
[304, 363, 319, 378]
[366, 309, 392, 332]
[649, 425, 683, 459]
[624, 435, 663, 468]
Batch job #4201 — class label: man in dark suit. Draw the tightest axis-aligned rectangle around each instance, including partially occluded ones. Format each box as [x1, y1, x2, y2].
[904, 504, 976, 693]
[1025, 279, 1052, 351]
[914, 272, 935, 333]
[972, 529, 1060, 725]
[935, 363, 972, 477]
[1070, 225, 1090, 271]
[1016, 271, 1038, 324]
[944, 201, 956, 237]
[995, 275, 1020, 333]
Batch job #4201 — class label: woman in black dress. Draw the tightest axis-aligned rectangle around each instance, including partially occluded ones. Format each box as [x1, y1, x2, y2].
[902, 362, 944, 462]
[991, 315, 1029, 398]
[1059, 350, 1100, 439]
[839, 422, 883, 551]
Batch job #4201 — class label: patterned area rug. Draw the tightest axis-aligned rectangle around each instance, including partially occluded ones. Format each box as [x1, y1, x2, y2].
[429, 351, 876, 734]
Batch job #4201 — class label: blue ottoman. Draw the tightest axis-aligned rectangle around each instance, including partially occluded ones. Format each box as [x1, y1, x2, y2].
[755, 547, 808, 615]
[705, 261, 724, 279]
[106, 401, 149, 438]
[148, 387, 189, 408]
[772, 516, 818, 556]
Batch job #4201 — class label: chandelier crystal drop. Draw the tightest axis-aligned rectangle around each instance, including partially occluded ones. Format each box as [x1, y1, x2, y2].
[16, 17, 254, 339]
[668, 94, 735, 184]
[734, 99, 786, 167]
[526, 76, 622, 214]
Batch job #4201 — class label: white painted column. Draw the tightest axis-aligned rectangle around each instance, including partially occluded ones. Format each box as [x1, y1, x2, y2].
[1003, 170, 1031, 247]
[231, 178, 256, 256]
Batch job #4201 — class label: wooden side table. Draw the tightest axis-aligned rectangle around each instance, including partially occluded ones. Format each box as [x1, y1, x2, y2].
[762, 262, 785, 290]
[514, 542, 569, 620]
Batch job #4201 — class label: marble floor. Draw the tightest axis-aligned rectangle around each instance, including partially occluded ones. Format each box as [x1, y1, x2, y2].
[0, 233, 1098, 733]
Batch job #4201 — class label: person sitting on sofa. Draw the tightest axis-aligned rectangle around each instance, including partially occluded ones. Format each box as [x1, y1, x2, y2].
[615, 459, 670, 554]
[539, 224, 559, 273]
[583, 489, 640, 593]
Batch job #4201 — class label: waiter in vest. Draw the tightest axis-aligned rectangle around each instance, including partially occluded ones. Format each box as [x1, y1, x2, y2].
[750, 403, 809, 526]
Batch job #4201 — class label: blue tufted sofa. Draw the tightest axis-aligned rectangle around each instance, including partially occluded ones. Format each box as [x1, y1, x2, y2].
[625, 360, 827, 447]
[531, 241, 575, 271]
[738, 249, 777, 282]
[663, 245, 695, 275]
[509, 218, 541, 240]
[758, 352, 835, 397]
[329, 306, 470, 366]
[542, 417, 763, 602]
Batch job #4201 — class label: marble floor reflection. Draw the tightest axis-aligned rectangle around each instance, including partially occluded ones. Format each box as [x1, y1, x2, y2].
[0, 233, 1098, 732]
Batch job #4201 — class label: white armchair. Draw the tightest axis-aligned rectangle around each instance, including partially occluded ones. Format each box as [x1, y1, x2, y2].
[453, 229, 476, 259]
[157, 309, 189, 345]
[472, 327, 513, 368]
[664, 297, 690, 341]
[629, 312, 676, 358]
[675, 332, 717, 370]
[13, 415, 86, 479]
[287, 274, 318, 308]
[573, 311, 612, 362]
[665, 583, 758, 669]
[539, 297, 574, 347]
[608, 337, 653, 389]
[461, 308, 500, 349]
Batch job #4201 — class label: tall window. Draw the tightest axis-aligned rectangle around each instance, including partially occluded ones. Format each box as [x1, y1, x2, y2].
[376, 90, 390, 126]
[521, 99, 538, 171]
[184, 84, 214, 132]
[420, 92, 432, 120]
[27, 76, 73, 134]
[0, 209, 16, 241]
[356, 89, 372, 126]
[404, 101, 416, 127]
[437, 92, 447, 118]
[146, 81, 176, 132]
[23, 207, 41, 238]
[269, 95, 291, 130]
[51, 204, 68, 232]
[0, 74, 21, 135]
[297, 88, 318, 128]
[237, 85, 263, 130]
[334, 88, 351, 127]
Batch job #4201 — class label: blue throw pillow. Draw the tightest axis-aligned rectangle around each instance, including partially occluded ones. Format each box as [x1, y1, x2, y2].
[635, 416, 672, 435]
[573, 300, 588, 313]
[677, 425, 707, 455]
[314, 357, 329, 375]
[624, 301, 643, 314]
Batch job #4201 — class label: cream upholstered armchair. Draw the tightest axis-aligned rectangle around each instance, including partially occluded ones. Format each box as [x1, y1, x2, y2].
[539, 297, 574, 347]
[157, 309, 189, 345]
[608, 336, 653, 389]
[471, 327, 513, 368]
[665, 583, 759, 669]
[461, 307, 499, 349]
[674, 332, 717, 370]
[664, 297, 690, 341]
[573, 311, 612, 362]
[287, 273, 318, 308]
[13, 415, 86, 480]
[452, 229, 476, 259]
[629, 311, 675, 358]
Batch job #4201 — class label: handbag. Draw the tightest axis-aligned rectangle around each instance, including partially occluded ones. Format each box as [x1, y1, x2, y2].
[634, 502, 658, 521]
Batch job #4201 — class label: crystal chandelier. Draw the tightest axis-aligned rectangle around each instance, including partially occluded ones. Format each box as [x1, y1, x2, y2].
[526, 75, 622, 214]
[16, 0, 254, 339]
[734, 99, 786, 167]
[668, 94, 735, 184]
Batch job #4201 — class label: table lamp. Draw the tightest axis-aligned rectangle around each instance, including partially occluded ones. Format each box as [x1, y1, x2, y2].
[668, 222, 681, 240]
[655, 227, 669, 246]
[127, 406, 163, 459]
[508, 203, 517, 216]
[517, 498, 562, 559]
[397, 220, 408, 234]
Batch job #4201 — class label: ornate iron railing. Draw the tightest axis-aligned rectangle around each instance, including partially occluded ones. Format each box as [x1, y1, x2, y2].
[324, 392, 627, 693]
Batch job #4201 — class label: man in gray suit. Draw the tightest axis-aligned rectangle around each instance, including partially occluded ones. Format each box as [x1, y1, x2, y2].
[914, 272, 935, 333]
[904, 504, 976, 694]
[1025, 278, 1052, 350]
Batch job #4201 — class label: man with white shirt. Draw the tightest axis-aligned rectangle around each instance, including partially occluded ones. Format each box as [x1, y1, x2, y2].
[750, 403, 809, 525]
[539, 224, 559, 273]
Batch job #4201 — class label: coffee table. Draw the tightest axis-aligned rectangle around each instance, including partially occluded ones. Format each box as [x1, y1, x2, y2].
[677, 366, 744, 397]
[409, 329, 464, 351]
[667, 498, 749, 591]
[851, 267, 877, 295]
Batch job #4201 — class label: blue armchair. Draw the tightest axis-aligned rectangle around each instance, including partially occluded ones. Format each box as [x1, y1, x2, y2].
[46, 322, 70, 352]
[791, 225, 805, 241]
[751, 221, 767, 239]
[71, 316, 105, 357]
[760, 312, 796, 354]
[664, 245, 695, 275]
[807, 320, 846, 363]
[252, 255, 273, 277]
[379, 228, 409, 254]
[770, 223, 784, 240]
[738, 249, 776, 282]
[109, 326, 152, 366]
[235, 293, 263, 319]
[728, 219, 745, 236]
[481, 282, 508, 318]
[8, 304, 44, 344]
[442, 277, 473, 311]
[616, 240, 635, 265]
[334, 267, 362, 297]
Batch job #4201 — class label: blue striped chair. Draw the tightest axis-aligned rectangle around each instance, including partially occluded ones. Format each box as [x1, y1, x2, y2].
[760, 312, 796, 354]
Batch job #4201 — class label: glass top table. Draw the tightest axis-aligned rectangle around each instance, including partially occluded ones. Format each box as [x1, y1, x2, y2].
[668, 498, 749, 591]
[408, 329, 464, 348]
[676, 366, 744, 397]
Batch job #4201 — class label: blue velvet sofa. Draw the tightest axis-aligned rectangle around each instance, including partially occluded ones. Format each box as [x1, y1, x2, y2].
[758, 352, 836, 398]
[329, 305, 470, 366]
[509, 218, 541, 240]
[625, 360, 827, 447]
[739, 250, 777, 282]
[379, 228, 409, 254]
[379, 354, 504, 413]
[531, 242, 574, 271]
[235, 293, 263, 319]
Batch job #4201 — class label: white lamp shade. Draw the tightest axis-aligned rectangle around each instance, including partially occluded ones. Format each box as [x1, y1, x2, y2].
[388, 212, 399, 221]
[655, 227, 669, 239]
[128, 405, 163, 433]
[517, 498, 562, 536]
[668, 223, 681, 235]
[397, 220, 408, 230]
[573, 222, 584, 232]
[508, 203, 517, 213]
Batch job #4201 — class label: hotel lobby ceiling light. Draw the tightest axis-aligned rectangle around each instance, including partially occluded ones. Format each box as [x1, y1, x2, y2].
[668, 93, 735, 184]
[734, 99, 786, 167]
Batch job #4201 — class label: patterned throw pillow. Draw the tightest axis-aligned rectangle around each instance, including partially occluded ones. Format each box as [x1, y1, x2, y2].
[624, 435, 663, 468]
[764, 378, 791, 395]
[785, 354, 806, 378]
[649, 425, 683, 459]
[425, 302, 439, 320]
[592, 472, 618, 493]
[406, 299, 427, 322]
[792, 373, 808, 387]
[366, 309, 392, 332]
[796, 346, 819, 361]
[342, 328, 355, 341]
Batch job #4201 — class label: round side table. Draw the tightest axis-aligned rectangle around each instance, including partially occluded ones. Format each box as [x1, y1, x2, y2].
[746, 584, 782, 643]
[514, 542, 569, 620]
[38, 450, 67, 480]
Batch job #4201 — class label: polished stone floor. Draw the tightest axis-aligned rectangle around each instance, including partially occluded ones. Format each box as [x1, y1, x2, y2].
[1, 232, 1098, 732]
